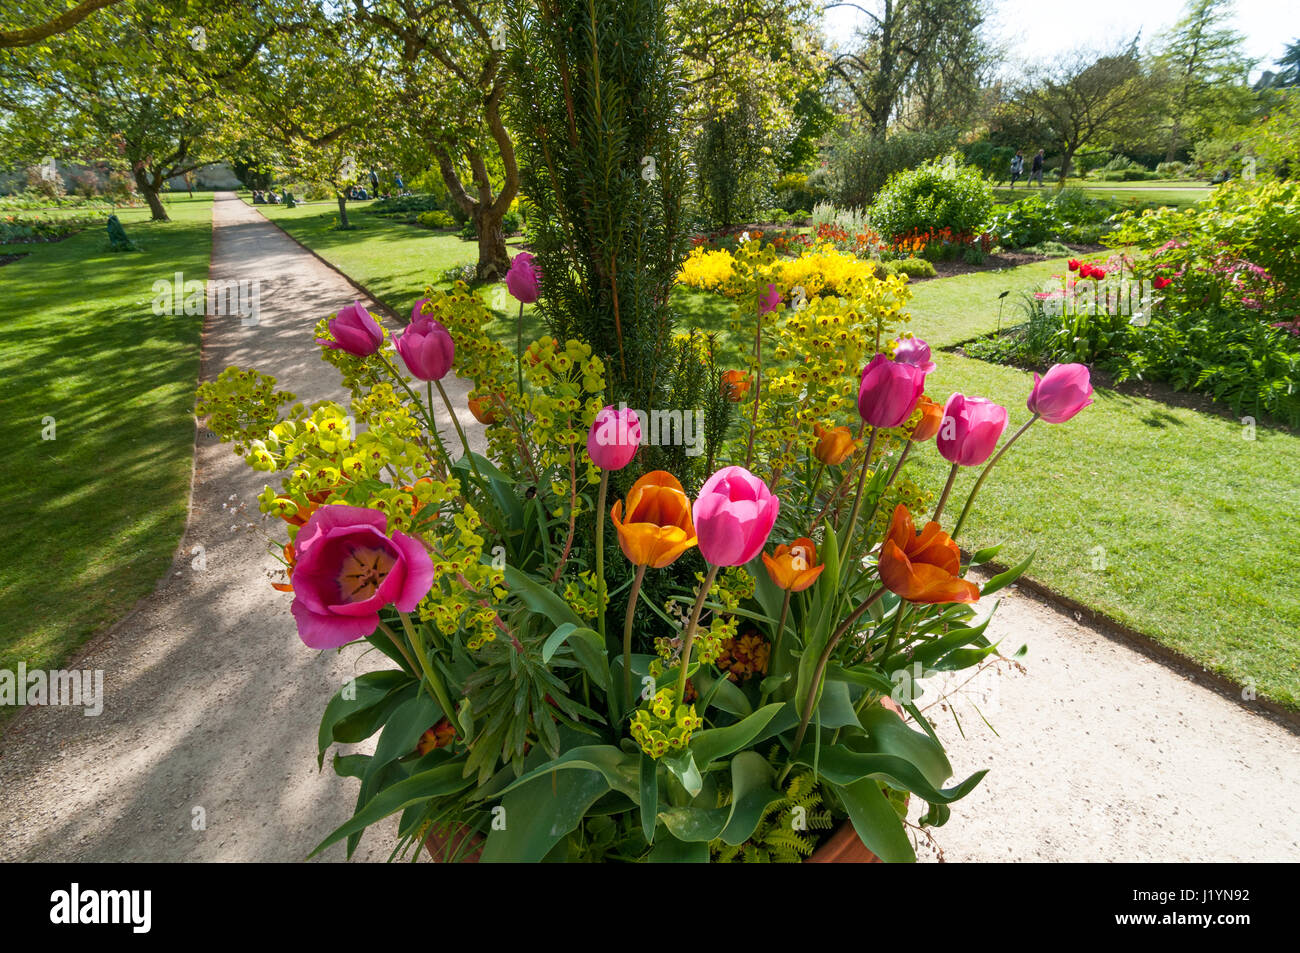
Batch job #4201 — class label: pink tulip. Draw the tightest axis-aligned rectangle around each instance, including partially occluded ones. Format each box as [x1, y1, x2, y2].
[936, 394, 1008, 466]
[319, 301, 383, 357]
[586, 405, 642, 471]
[1027, 363, 1093, 424]
[892, 336, 936, 374]
[289, 505, 434, 650]
[694, 466, 780, 567]
[396, 313, 455, 381]
[759, 283, 781, 314]
[505, 252, 540, 304]
[857, 352, 927, 428]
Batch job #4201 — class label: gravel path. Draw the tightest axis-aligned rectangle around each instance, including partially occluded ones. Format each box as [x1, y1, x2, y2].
[908, 582, 1300, 862]
[3, 192, 1296, 863]
[0, 193, 483, 861]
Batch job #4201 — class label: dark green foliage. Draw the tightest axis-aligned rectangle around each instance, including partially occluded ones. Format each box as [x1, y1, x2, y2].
[985, 188, 1118, 248]
[694, 86, 781, 228]
[506, 0, 689, 411]
[869, 156, 993, 241]
[826, 126, 958, 208]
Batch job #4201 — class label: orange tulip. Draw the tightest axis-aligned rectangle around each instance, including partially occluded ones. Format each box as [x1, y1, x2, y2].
[762, 537, 825, 592]
[720, 370, 751, 402]
[468, 393, 504, 425]
[416, 718, 457, 754]
[272, 542, 296, 592]
[812, 423, 860, 465]
[910, 395, 944, 442]
[610, 470, 698, 568]
[877, 505, 979, 604]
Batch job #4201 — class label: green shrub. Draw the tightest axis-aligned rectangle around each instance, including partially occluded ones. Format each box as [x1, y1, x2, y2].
[884, 257, 936, 279]
[869, 156, 994, 242]
[416, 209, 456, 229]
[826, 127, 958, 209]
[1097, 168, 1158, 181]
[1155, 160, 1189, 178]
[502, 209, 523, 234]
[985, 189, 1118, 248]
[369, 193, 444, 216]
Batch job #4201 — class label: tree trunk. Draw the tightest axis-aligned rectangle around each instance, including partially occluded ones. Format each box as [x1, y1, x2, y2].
[1056, 149, 1075, 190]
[473, 207, 510, 281]
[133, 168, 169, 221]
[1165, 119, 1182, 164]
[336, 193, 350, 230]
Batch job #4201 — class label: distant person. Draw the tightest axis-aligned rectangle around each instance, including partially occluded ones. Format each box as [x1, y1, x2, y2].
[1009, 150, 1024, 189]
[395, 172, 405, 192]
[252, 189, 263, 204]
[1030, 149, 1044, 187]
[369, 169, 379, 193]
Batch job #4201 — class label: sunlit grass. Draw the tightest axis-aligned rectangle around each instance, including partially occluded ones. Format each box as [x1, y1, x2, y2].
[0, 195, 213, 702]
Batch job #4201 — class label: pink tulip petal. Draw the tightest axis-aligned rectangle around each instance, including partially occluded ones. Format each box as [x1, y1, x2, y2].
[292, 599, 379, 650]
[391, 531, 435, 611]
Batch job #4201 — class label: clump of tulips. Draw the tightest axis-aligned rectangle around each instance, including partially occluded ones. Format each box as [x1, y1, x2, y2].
[199, 278, 1094, 863]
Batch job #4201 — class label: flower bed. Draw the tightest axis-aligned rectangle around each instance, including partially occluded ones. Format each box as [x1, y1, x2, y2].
[970, 179, 1300, 426]
[0, 212, 102, 244]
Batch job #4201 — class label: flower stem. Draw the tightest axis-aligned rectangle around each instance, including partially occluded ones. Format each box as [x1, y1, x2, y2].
[434, 378, 483, 482]
[951, 415, 1039, 540]
[744, 308, 763, 470]
[622, 562, 648, 716]
[383, 615, 456, 725]
[839, 426, 878, 550]
[516, 300, 525, 398]
[931, 463, 960, 524]
[792, 586, 885, 754]
[595, 470, 609, 642]
[758, 588, 794, 707]
[675, 564, 720, 705]
[861, 438, 911, 542]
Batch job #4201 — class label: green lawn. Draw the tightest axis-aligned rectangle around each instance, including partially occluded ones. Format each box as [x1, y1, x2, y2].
[260, 204, 1300, 709]
[0, 194, 213, 700]
[251, 197, 526, 320]
[991, 184, 1211, 209]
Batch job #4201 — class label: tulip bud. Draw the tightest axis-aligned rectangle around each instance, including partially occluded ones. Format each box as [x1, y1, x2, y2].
[586, 405, 641, 471]
[936, 394, 1008, 466]
[857, 353, 926, 428]
[505, 252, 540, 303]
[395, 315, 455, 381]
[320, 301, 383, 357]
[1027, 363, 1093, 424]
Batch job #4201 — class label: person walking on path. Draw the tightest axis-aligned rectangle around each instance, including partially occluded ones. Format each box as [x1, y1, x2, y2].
[1030, 149, 1045, 187]
[1009, 150, 1025, 189]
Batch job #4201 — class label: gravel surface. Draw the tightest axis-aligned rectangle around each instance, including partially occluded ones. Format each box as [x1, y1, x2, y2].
[4, 192, 1296, 863]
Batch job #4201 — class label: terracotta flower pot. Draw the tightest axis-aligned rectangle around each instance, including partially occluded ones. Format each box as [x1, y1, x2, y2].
[805, 822, 885, 862]
[423, 825, 483, 863]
